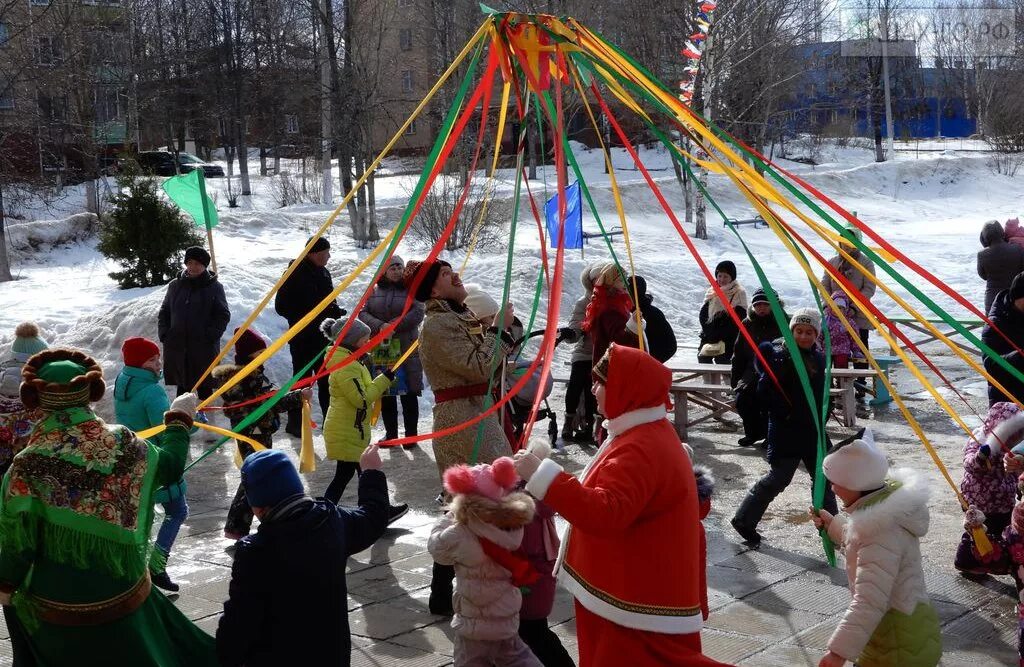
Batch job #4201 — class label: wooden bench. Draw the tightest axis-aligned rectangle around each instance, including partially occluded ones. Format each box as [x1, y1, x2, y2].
[888, 316, 984, 358]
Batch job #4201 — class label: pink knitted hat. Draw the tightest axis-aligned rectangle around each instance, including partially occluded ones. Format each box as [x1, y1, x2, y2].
[442, 458, 519, 502]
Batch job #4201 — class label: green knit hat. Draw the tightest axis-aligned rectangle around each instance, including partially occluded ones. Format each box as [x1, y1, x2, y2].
[11, 322, 48, 357]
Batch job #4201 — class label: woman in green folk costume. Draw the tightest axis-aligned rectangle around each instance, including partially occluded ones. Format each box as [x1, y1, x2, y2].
[0, 349, 217, 666]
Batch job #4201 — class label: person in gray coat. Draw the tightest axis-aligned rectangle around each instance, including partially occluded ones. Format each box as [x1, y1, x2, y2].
[158, 246, 231, 399]
[561, 263, 599, 443]
[978, 220, 1024, 315]
[359, 255, 424, 449]
[821, 226, 876, 396]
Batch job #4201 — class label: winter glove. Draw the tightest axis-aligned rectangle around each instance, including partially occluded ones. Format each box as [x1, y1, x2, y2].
[975, 444, 994, 470]
[513, 450, 542, 481]
[556, 327, 580, 345]
[169, 393, 199, 419]
[964, 505, 986, 532]
[382, 368, 397, 382]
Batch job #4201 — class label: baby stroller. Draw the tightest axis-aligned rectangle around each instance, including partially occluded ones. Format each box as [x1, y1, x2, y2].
[504, 327, 578, 448]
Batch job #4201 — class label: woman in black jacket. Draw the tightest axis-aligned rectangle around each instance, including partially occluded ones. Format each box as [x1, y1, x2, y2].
[730, 288, 788, 447]
[158, 246, 231, 399]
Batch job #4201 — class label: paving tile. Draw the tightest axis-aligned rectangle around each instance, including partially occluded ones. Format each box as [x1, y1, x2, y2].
[738, 643, 824, 666]
[784, 618, 838, 651]
[942, 603, 1019, 647]
[170, 593, 224, 621]
[924, 570, 998, 608]
[183, 577, 232, 605]
[706, 564, 784, 599]
[548, 586, 576, 626]
[350, 640, 452, 667]
[390, 552, 437, 577]
[932, 598, 972, 625]
[0, 640, 12, 667]
[551, 618, 576, 640]
[350, 601, 443, 640]
[385, 620, 457, 656]
[744, 576, 851, 615]
[705, 600, 828, 639]
[701, 629, 769, 663]
[714, 549, 809, 579]
[348, 568, 432, 605]
[193, 613, 222, 637]
[941, 635, 1019, 665]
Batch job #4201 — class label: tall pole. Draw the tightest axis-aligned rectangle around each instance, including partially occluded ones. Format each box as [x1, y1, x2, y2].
[695, 23, 715, 241]
[0, 180, 12, 282]
[317, 0, 333, 204]
[880, 8, 895, 158]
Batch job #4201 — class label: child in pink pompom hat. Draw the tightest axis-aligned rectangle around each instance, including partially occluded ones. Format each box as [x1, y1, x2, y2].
[428, 458, 543, 667]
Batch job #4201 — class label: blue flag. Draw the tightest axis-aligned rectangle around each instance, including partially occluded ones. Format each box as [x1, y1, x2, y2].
[545, 181, 583, 249]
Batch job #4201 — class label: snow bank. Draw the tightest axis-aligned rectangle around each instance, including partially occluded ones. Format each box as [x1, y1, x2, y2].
[5, 213, 99, 255]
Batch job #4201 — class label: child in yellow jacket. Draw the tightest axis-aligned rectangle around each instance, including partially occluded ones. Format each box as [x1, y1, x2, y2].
[320, 316, 408, 524]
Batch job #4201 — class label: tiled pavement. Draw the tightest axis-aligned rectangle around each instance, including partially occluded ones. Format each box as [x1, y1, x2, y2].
[0, 450, 1017, 665]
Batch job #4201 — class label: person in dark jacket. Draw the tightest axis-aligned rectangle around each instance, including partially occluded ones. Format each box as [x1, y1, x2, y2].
[359, 255, 424, 447]
[274, 236, 346, 435]
[561, 264, 598, 443]
[628, 275, 677, 363]
[979, 220, 1024, 314]
[731, 287, 789, 447]
[731, 308, 838, 545]
[157, 246, 231, 399]
[216, 447, 389, 667]
[698, 260, 748, 364]
[982, 273, 1024, 406]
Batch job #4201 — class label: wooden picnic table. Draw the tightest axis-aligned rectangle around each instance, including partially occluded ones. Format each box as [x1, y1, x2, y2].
[666, 363, 882, 438]
[888, 316, 984, 357]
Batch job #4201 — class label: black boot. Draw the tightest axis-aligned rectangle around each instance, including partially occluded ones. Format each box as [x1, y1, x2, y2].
[428, 562, 455, 616]
[284, 408, 302, 438]
[401, 394, 419, 450]
[152, 570, 180, 593]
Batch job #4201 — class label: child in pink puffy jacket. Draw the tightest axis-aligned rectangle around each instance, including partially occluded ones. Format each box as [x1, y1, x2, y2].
[428, 458, 543, 667]
[819, 291, 859, 368]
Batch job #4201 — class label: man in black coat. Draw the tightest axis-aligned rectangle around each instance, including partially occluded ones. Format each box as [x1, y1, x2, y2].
[731, 287, 789, 447]
[216, 447, 389, 667]
[978, 220, 1024, 315]
[628, 275, 677, 363]
[157, 246, 231, 399]
[274, 236, 345, 435]
[982, 272, 1024, 406]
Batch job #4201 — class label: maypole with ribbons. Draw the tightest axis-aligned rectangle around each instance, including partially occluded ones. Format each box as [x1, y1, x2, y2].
[138, 8, 1019, 563]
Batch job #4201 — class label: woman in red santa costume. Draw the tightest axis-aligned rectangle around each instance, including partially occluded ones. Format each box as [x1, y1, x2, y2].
[514, 343, 731, 666]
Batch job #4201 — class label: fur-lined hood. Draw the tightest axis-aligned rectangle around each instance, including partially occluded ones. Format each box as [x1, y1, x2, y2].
[449, 491, 535, 531]
[846, 468, 929, 541]
[693, 464, 714, 502]
[212, 363, 250, 381]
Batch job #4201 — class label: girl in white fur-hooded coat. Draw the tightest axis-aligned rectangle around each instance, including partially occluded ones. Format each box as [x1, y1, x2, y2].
[810, 432, 941, 667]
[428, 457, 543, 667]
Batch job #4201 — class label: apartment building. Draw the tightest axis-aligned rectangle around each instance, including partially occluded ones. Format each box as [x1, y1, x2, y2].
[0, 0, 129, 181]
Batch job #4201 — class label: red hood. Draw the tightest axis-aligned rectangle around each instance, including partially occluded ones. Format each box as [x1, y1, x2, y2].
[604, 344, 671, 419]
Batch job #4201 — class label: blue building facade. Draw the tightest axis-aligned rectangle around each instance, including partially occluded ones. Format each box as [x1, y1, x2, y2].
[787, 41, 977, 139]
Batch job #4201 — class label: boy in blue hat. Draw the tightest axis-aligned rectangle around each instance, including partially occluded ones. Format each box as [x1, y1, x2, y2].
[216, 447, 389, 667]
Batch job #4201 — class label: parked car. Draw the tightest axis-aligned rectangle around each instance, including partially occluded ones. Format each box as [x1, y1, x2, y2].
[133, 151, 225, 178]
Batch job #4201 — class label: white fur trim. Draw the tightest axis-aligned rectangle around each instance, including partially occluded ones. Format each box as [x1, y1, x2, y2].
[526, 458, 564, 500]
[626, 314, 644, 334]
[560, 573, 703, 634]
[987, 410, 1024, 454]
[605, 406, 668, 438]
[846, 468, 931, 542]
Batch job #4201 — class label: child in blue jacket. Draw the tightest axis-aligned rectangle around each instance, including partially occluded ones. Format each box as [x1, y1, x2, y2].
[113, 336, 186, 592]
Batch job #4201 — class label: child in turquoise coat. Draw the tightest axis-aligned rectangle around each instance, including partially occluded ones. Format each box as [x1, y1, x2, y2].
[320, 316, 407, 524]
[113, 336, 185, 592]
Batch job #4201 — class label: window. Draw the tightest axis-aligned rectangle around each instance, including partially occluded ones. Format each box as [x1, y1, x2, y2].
[285, 114, 299, 134]
[401, 70, 413, 93]
[399, 27, 412, 51]
[404, 119, 417, 136]
[35, 36, 63, 65]
[94, 87, 120, 123]
[38, 92, 67, 122]
[0, 22, 9, 47]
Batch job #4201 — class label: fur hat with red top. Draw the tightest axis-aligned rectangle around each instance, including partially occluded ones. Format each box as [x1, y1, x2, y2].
[121, 337, 160, 368]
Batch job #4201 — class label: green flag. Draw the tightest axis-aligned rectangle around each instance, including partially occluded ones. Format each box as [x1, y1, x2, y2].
[162, 169, 218, 230]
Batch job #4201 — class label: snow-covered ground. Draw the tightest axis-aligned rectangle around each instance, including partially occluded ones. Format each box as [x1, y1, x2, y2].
[1, 140, 1021, 426]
